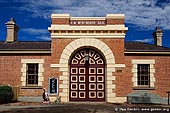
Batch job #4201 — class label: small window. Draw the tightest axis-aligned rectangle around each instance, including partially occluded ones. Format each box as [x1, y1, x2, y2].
[26, 64, 38, 86]
[137, 64, 150, 87]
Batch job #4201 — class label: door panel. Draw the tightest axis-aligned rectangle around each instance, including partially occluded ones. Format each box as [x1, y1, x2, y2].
[70, 49, 105, 101]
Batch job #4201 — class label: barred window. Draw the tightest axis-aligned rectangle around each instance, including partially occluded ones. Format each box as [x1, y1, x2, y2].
[26, 64, 38, 86]
[137, 64, 150, 87]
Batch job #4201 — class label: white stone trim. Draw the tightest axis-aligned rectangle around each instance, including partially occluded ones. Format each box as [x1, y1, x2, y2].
[21, 59, 44, 64]
[51, 64, 60, 68]
[114, 64, 126, 68]
[106, 14, 125, 19]
[70, 17, 106, 20]
[50, 34, 126, 39]
[51, 14, 70, 18]
[55, 38, 125, 103]
[107, 89, 113, 93]
[132, 59, 155, 87]
[132, 59, 155, 64]
[51, 14, 125, 19]
[48, 25, 128, 31]
[59, 76, 69, 81]
[107, 97, 127, 103]
[21, 59, 44, 87]
[51, 35, 125, 39]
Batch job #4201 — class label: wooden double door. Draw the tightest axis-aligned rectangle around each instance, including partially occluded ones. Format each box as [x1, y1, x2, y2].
[69, 48, 105, 101]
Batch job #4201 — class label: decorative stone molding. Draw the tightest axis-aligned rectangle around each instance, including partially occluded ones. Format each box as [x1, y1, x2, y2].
[48, 14, 128, 39]
[21, 59, 44, 87]
[51, 38, 125, 103]
[132, 59, 155, 87]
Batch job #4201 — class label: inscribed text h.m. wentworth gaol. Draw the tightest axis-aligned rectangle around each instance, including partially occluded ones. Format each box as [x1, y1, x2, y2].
[1, 14, 170, 104]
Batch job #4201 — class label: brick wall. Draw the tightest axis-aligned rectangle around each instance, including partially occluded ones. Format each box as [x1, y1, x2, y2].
[123, 55, 170, 97]
[0, 54, 51, 96]
[107, 19, 124, 25]
[1, 43, 169, 98]
[52, 18, 69, 25]
[51, 38, 76, 64]
[51, 38, 125, 64]
[99, 38, 125, 64]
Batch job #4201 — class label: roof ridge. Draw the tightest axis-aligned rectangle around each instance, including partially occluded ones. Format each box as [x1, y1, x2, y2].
[125, 41, 170, 49]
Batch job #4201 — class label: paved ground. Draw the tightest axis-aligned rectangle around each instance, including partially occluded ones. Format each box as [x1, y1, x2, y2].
[0, 102, 170, 113]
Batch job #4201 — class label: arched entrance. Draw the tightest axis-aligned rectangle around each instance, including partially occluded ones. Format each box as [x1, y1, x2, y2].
[69, 48, 105, 101]
[55, 38, 119, 103]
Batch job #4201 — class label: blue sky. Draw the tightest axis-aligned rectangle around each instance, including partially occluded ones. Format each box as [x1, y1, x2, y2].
[0, 0, 170, 47]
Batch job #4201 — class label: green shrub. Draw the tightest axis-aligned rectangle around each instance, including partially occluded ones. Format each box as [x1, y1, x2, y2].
[0, 85, 14, 104]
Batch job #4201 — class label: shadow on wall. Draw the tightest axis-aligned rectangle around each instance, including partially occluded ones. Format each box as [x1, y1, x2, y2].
[127, 91, 163, 104]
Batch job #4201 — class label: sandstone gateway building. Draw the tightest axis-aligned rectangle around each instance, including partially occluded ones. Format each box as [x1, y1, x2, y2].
[0, 14, 170, 104]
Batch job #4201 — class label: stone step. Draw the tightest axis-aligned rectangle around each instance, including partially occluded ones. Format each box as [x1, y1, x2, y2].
[18, 96, 43, 102]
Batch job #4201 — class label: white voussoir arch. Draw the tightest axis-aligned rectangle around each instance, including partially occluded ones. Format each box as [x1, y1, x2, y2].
[57, 38, 120, 103]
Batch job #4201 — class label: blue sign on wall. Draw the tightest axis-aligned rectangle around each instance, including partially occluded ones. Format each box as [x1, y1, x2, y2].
[49, 77, 58, 94]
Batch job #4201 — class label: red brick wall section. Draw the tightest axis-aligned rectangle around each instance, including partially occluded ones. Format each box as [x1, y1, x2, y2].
[51, 38, 125, 67]
[51, 38, 78, 97]
[0, 55, 21, 86]
[121, 55, 170, 97]
[107, 19, 124, 25]
[51, 38, 76, 64]
[99, 38, 125, 64]
[52, 18, 69, 25]
[50, 68, 63, 93]
[1, 37, 170, 98]
[0, 54, 51, 96]
[52, 16, 124, 25]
